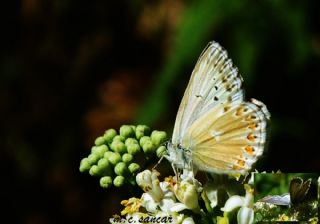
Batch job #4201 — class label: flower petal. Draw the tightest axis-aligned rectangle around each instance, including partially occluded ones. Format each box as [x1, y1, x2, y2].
[182, 217, 195, 224]
[174, 181, 199, 210]
[204, 183, 218, 208]
[237, 207, 254, 224]
[170, 202, 189, 212]
[221, 195, 244, 212]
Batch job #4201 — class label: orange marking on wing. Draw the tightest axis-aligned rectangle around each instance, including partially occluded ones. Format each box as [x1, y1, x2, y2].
[245, 145, 255, 155]
[233, 160, 245, 170]
[248, 122, 257, 130]
[245, 115, 252, 122]
[236, 107, 244, 116]
[247, 133, 256, 142]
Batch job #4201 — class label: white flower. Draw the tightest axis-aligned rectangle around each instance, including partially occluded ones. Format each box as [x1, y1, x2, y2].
[136, 169, 164, 202]
[119, 169, 202, 223]
[181, 216, 195, 224]
[203, 181, 219, 209]
[237, 207, 254, 224]
[136, 169, 200, 214]
[136, 170, 178, 213]
[221, 184, 254, 224]
[173, 179, 200, 211]
[221, 195, 244, 212]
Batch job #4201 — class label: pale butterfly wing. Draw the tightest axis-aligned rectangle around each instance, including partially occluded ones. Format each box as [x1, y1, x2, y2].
[170, 41, 270, 175]
[172, 42, 244, 145]
[182, 98, 269, 174]
[259, 194, 291, 206]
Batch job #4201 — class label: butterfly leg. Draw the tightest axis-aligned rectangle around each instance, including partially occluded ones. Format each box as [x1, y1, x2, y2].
[152, 156, 164, 170]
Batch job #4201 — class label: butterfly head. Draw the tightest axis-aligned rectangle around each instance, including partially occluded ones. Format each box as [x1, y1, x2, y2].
[165, 141, 192, 171]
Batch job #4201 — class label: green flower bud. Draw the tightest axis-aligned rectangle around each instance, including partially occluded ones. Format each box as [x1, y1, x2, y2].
[156, 146, 168, 158]
[97, 158, 110, 170]
[104, 129, 117, 143]
[125, 138, 138, 146]
[151, 130, 167, 146]
[110, 141, 127, 154]
[79, 158, 91, 172]
[128, 163, 140, 174]
[113, 175, 125, 187]
[122, 153, 133, 164]
[104, 151, 121, 165]
[89, 165, 102, 176]
[113, 135, 125, 142]
[91, 145, 109, 158]
[139, 136, 152, 147]
[135, 125, 151, 139]
[130, 125, 136, 132]
[142, 140, 156, 155]
[120, 125, 135, 138]
[114, 162, 128, 176]
[88, 153, 100, 165]
[126, 143, 141, 156]
[100, 176, 112, 189]
[94, 136, 106, 146]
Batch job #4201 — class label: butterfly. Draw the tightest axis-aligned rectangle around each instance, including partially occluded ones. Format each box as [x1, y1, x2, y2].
[289, 177, 311, 205]
[259, 177, 311, 206]
[165, 41, 270, 176]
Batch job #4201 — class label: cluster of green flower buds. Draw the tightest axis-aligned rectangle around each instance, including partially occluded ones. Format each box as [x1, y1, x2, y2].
[79, 125, 168, 188]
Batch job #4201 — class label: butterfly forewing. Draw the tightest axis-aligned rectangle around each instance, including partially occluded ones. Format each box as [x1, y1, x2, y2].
[172, 42, 244, 144]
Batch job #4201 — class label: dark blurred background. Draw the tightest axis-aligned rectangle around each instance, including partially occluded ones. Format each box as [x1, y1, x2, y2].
[1, 0, 320, 223]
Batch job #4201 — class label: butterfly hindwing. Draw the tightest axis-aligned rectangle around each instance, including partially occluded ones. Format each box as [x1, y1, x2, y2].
[181, 99, 270, 174]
